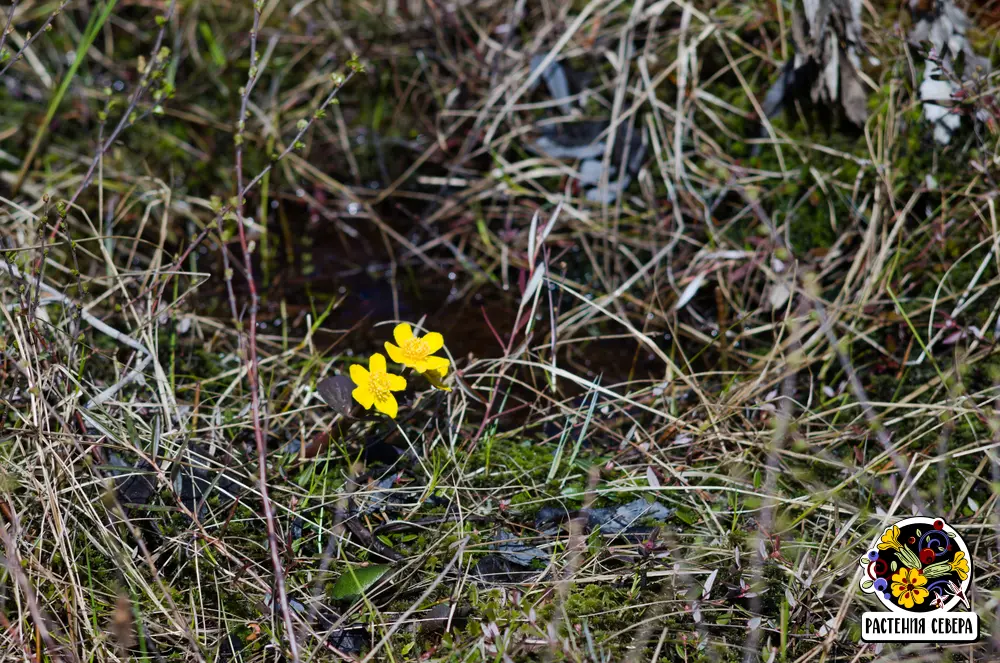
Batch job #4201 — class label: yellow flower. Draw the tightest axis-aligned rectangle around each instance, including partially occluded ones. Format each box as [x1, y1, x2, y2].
[350, 353, 406, 418]
[878, 525, 902, 551]
[385, 323, 450, 376]
[949, 551, 969, 581]
[423, 368, 451, 392]
[891, 567, 929, 609]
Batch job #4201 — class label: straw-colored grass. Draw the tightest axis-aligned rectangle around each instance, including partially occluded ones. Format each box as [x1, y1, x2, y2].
[1, 0, 999, 661]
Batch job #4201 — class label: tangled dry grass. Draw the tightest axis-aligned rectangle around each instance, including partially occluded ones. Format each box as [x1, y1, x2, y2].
[1, 0, 1000, 661]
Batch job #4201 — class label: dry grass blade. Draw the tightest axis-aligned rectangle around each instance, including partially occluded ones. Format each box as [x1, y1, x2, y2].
[1, 0, 999, 661]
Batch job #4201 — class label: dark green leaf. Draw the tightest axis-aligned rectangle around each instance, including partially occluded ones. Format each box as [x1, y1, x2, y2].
[675, 506, 699, 525]
[330, 564, 392, 601]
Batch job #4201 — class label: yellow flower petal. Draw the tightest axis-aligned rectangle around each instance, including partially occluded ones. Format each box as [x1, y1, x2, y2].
[384, 342, 407, 365]
[911, 587, 928, 604]
[370, 352, 387, 374]
[374, 392, 398, 418]
[352, 385, 374, 409]
[425, 369, 451, 391]
[422, 332, 444, 353]
[350, 363, 369, 386]
[414, 355, 450, 375]
[909, 569, 927, 587]
[387, 373, 407, 391]
[393, 323, 413, 345]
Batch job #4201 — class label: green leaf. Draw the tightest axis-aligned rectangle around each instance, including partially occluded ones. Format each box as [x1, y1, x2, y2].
[330, 564, 392, 601]
[675, 506, 699, 525]
[890, 560, 898, 572]
[13, 0, 119, 193]
[861, 580, 874, 590]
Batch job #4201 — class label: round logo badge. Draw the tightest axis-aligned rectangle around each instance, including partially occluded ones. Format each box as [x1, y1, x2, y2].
[859, 516, 971, 613]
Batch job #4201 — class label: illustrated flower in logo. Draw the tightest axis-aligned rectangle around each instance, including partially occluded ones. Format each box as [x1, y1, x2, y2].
[878, 525, 902, 551]
[949, 551, 970, 581]
[859, 516, 973, 614]
[891, 567, 929, 609]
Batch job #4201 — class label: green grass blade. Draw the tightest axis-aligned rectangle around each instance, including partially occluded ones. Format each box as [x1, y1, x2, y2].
[13, 0, 119, 192]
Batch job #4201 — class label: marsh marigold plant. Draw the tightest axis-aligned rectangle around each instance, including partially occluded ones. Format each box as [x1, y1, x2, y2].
[385, 323, 449, 376]
[350, 353, 407, 418]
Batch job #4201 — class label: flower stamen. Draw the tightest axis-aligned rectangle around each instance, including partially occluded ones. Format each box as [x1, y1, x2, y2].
[400, 337, 429, 364]
[369, 371, 391, 401]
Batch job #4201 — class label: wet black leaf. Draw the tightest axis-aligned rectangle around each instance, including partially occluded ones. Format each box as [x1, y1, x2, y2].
[419, 602, 471, 635]
[173, 450, 241, 520]
[530, 55, 572, 115]
[324, 624, 368, 654]
[585, 498, 673, 535]
[266, 594, 370, 654]
[491, 530, 549, 566]
[112, 459, 157, 507]
[355, 472, 402, 515]
[290, 516, 305, 542]
[535, 504, 572, 528]
[534, 499, 672, 538]
[471, 554, 538, 585]
[317, 375, 355, 416]
[217, 632, 244, 662]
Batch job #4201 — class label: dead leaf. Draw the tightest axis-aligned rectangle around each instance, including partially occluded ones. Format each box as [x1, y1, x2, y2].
[674, 274, 706, 311]
[769, 283, 790, 310]
[110, 593, 135, 652]
[317, 375, 355, 416]
[646, 466, 661, 488]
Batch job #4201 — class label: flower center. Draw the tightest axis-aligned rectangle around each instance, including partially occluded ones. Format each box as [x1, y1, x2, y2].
[401, 337, 429, 362]
[369, 372, 391, 401]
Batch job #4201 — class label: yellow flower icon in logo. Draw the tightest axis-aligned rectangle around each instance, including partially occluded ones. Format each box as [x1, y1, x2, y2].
[878, 525, 902, 551]
[891, 567, 929, 609]
[350, 353, 406, 418]
[949, 551, 970, 581]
